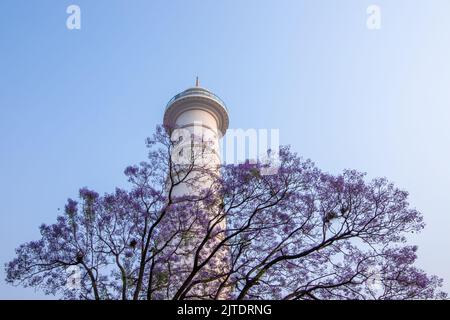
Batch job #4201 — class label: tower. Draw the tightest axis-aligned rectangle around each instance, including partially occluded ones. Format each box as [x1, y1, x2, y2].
[161, 80, 230, 299]
[164, 79, 229, 143]
[163, 80, 229, 196]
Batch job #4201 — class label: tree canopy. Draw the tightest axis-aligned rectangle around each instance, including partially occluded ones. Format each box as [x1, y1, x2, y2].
[5, 127, 447, 300]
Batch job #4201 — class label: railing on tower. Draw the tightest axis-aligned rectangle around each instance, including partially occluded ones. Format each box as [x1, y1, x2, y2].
[165, 88, 228, 112]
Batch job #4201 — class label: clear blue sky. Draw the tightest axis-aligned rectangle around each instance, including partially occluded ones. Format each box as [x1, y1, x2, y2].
[1, 0, 449, 299]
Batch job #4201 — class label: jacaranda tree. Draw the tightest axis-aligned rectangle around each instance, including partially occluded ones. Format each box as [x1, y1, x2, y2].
[5, 126, 447, 300]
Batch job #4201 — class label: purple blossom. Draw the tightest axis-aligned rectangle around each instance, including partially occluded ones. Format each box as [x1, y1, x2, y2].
[79, 187, 99, 201]
[64, 198, 78, 216]
[4, 126, 446, 300]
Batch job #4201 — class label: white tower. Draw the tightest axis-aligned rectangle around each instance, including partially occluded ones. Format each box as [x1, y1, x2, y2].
[163, 79, 229, 195]
[162, 80, 230, 299]
[164, 78, 229, 138]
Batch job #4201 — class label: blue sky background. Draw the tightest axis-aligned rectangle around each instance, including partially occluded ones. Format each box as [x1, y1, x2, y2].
[1, 0, 449, 299]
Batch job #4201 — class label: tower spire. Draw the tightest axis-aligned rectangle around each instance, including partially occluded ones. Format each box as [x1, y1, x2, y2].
[195, 76, 199, 87]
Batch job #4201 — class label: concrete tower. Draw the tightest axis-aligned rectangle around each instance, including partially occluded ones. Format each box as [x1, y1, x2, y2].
[163, 79, 229, 195]
[164, 79, 229, 139]
[164, 78, 229, 160]
[162, 80, 230, 298]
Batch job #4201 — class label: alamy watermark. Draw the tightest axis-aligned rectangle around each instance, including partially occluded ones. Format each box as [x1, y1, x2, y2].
[171, 123, 280, 175]
[366, 5, 381, 30]
[66, 265, 81, 289]
[66, 5, 81, 30]
[366, 265, 383, 296]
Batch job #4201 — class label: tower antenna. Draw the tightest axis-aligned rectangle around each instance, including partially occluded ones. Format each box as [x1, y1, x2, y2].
[195, 76, 199, 87]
